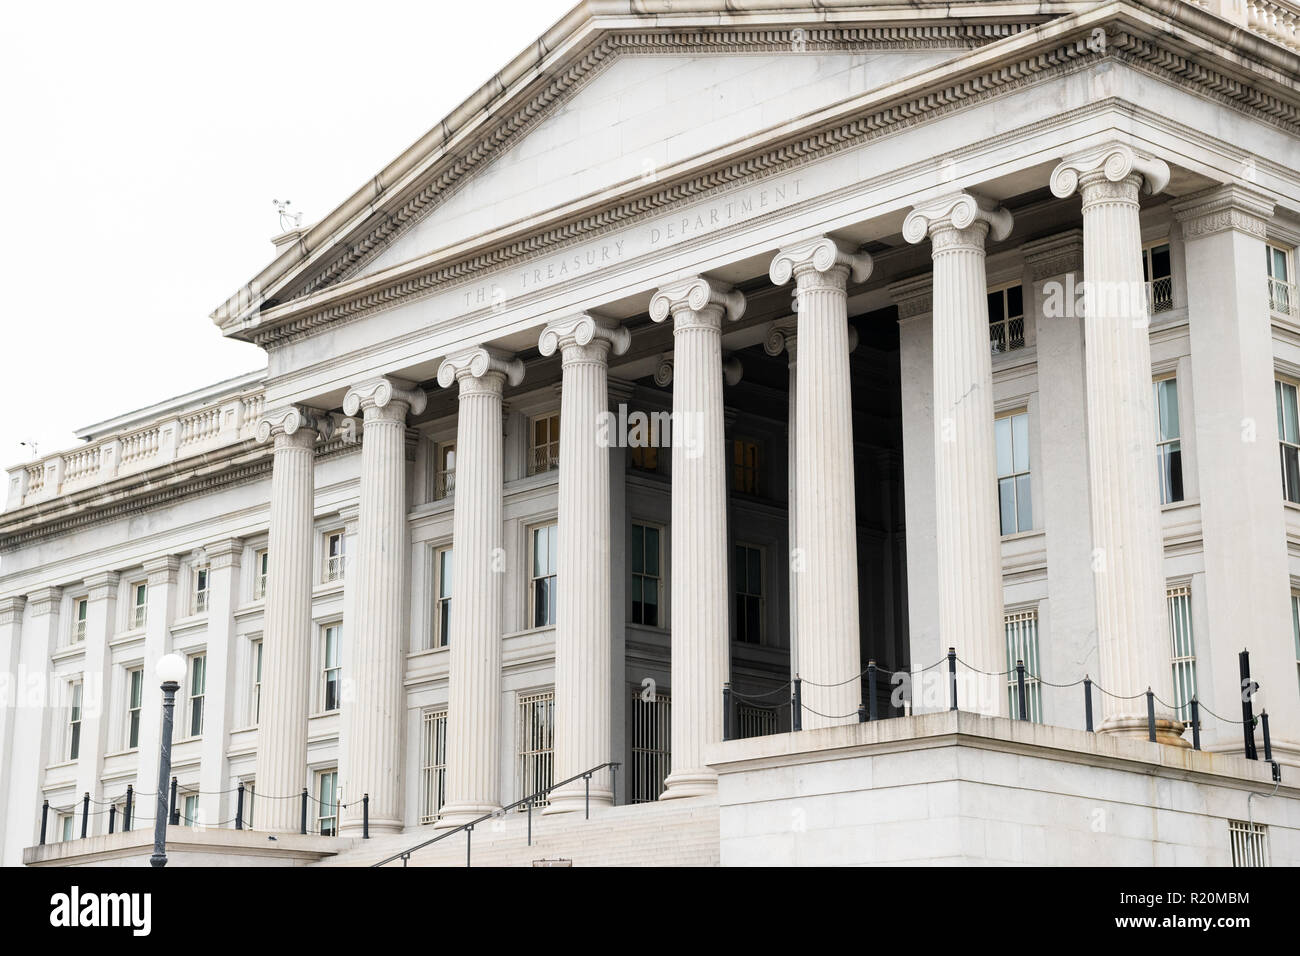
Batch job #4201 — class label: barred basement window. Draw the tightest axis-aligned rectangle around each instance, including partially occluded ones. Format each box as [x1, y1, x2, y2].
[1276, 380, 1300, 504]
[528, 412, 560, 475]
[1167, 585, 1198, 722]
[1142, 241, 1173, 314]
[1229, 820, 1269, 867]
[420, 708, 448, 824]
[988, 283, 1025, 353]
[737, 703, 777, 739]
[630, 689, 671, 804]
[516, 691, 554, 806]
[1004, 609, 1043, 722]
[1153, 377, 1184, 504]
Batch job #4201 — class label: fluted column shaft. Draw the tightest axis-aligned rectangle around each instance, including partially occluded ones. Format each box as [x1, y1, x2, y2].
[650, 277, 743, 798]
[254, 413, 318, 830]
[436, 348, 521, 826]
[340, 378, 424, 834]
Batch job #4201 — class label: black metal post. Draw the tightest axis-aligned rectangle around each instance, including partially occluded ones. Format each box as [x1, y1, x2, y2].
[868, 660, 878, 721]
[857, 704, 867, 723]
[1016, 660, 1028, 722]
[124, 785, 133, 831]
[1084, 676, 1094, 732]
[722, 683, 733, 741]
[1146, 689, 1156, 743]
[235, 783, 245, 830]
[80, 792, 89, 839]
[585, 773, 591, 820]
[1240, 650, 1258, 760]
[363, 793, 370, 839]
[168, 776, 178, 825]
[108, 804, 116, 834]
[1262, 711, 1273, 762]
[150, 679, 179, 867]
[792, 677, 803, 732]
[947, 647, 958, 711]
[527, 797, 533, 846]
[40, 800, 49, 845]
[1190, 697, 1201, 751]
[300, 788, 308, 835]
[466, 823, 473, 867]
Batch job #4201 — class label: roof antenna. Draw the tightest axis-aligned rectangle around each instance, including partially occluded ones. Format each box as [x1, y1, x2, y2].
[19, 440, 38, 459]
[273, 199, 303, 232]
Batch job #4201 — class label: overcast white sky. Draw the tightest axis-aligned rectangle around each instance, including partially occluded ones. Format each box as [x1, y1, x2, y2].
[0, 0, 574, 474]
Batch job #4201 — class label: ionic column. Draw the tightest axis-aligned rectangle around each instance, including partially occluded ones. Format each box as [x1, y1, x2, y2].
[649, 276, 744, 797]
[1051, 143, 1184, 744]
[770, 238, 872, 726]
[538, 315, 630, 813]
[254, 406, 324, 830]
[435, 347, 523, 826]
[903, 192, 1013, 715]
[339, 377, 427, 834]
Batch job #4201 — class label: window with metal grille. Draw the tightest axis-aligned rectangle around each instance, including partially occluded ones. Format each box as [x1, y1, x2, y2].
[631, 523, 662, 627]
[516, 691, 555, 806]
[131, 582, 148, 629]
[737, 703, 777, 739]
[321, 625, 342, 712]
[1229, 820, 1269, 867]
[1142, 241, 1173, 314]
[193, 566, 209, 614]
[1167, 585, 1198, 721]
[433, 547, 453, 648]
[325, 531, 345, 582]
[1277, 380, 1300, 503]
[988, 283, 1025, 353]
[1154, 377, 1184, 504]
[630, 689, 671, 804]
[316, 770, 339, 836]
[1268, 243, 1294, 317]
[254, 549, 269, 599]
[126, 667, 142, 749]
[995, 411, 1032, 535]
[732, 438, 761, 495]
[528, 413, 560, 475]
[72, 598, 87, 644]
[433, 441, 456, 500]
[1004, 609, 1043, 722]
[420, 708, 448, 824]
[530, 524, 558, 628]
[734, 544, 763, 645]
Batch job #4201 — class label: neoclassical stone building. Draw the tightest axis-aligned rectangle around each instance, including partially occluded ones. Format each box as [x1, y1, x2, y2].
[5, 0, 1300, 866]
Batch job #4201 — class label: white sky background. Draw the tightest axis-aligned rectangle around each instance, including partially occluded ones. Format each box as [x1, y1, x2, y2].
[0, 0, 574, 477]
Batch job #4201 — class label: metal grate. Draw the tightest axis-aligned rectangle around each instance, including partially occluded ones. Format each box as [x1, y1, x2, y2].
[1229, 820, 1268, 867]
[420, 709, 447, 824]
[630, 689, 671, 803]
[1167, 585, 1198, 722]
[1146, 276, 1174, 314]
[516, 691, 554, 807]
[1005, 609, 1043, 722]
[737, 703, 777, 739]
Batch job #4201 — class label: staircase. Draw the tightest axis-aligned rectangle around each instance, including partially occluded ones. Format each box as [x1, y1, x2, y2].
[313, 796, 720, 867]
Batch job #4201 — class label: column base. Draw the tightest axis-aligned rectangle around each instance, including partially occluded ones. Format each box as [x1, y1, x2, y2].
[659, 769, 718, 800]
[541, 784, 613, 816]
[433, 802, 501, 829]
[1100, 715, 1189, 748]
[338, 818, 403, 838]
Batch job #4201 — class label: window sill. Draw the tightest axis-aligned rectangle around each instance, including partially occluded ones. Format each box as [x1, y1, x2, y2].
[407, 644, 449, 659]
[998, 529, 1043, 543]
[504, 625, 556, 640]
[50, 644, 87, 663]
[45, 759, 77, 772]
[309, 710, 340, 720]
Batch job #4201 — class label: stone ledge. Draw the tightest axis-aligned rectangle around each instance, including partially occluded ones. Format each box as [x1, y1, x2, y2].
[24, 826, 349, 867]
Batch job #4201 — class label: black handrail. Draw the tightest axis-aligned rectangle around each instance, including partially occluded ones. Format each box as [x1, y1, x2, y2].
[371, 760, 620, 868]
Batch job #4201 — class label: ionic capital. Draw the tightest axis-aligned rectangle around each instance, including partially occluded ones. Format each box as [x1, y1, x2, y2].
[255, 406, 330, 447]
[538, 314, 631, 364]
[1050, 142, 1171, 200]
[649, 276, 745, 329]
[343, 376, 428, 420]
[770, 236, 872, 287]
[903, 191, 1013, 246]
[652, 351, 744, 386]
[436, 346, 525, 394]
[763, 319, 797, 358]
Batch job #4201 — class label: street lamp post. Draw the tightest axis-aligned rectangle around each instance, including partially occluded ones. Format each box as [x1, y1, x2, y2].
[151, 654, 187, 868]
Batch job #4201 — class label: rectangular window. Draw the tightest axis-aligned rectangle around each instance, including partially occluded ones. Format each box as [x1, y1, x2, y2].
[1277, 380, 1300, 503]
[530, 524, 558, 628]
[182, 793, 199, 827]
[59, 814, 74, 843]
[434, 548, 452, 649]
[254, 549, 269, 599]
[1154, 377, 1184, 505]
[1142, 241, 1173, 314]
[516, 691, 555, 806]
[193, 567, 209, 614]
[316, 770, 339, 837]
[629, 443, 660, 473]
[68, 681, 83, 761]
[987, 283, 1025, 353]
[325, 532, 345, 582]
[322, 625, 342, 712]
[1268, 243, 1294, 316]
[1168, 585, 1198, 722]
[73, 598, 87, 643]
[731, 439, 761, 495]
[420, 708, 448, 824]
[243, 782, 255, 828]
[631, 523, 662, 627]
[630, 688, 671, 804]
[187, 655, 207, 737]
[737, 703, 777, 739]
[1229, 820, 1269, 867]
[1004, 609, 1043, 722]
[132, 582, 148, 629]
[995, 411, 1033, 535]
[1293, 592, 1300, 698]
[126, 668, 143, 749]
[528, 412, 561, 476]
[251, 639, 263, 725]
[733, 544, 764, 644]
[434, 441, 456, 500]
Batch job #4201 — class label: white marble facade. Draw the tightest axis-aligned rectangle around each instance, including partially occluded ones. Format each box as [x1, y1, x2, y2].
[3, 0, 1300, 865]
